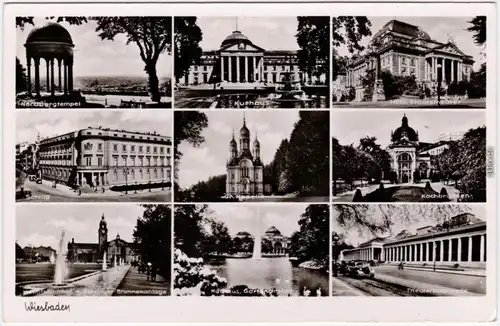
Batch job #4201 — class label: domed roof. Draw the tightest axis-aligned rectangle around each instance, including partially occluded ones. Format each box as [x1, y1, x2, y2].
[26, 22, 73, 45]
[230, 137, 237, 146]
[221, 30, 249, 47]
[253, 136, 260, 145]
[240, 117, 250, 138]
[391, 114, 419, 142]
[265, 226, 281, 235]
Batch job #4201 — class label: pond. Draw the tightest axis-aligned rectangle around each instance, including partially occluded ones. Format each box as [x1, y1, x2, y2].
[208, 257, 329, 296]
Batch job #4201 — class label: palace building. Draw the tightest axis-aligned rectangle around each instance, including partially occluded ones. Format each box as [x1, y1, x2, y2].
[179, 28, 327, 86]
[339, 212, 487, 268]
[226, 116, 264, 196]
[387, 114, 449, 183]
[67, 214, 139, 264]
[38, 126, 172, 189]
[342, 19, 475, 101]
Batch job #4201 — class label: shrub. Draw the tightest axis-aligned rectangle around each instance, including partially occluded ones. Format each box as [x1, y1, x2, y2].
[453, 263, 460, 268]
[173, 249, 227, 296]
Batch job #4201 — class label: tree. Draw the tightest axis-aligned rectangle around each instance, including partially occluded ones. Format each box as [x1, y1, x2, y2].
[133, 204, 171, 279]
[357, 136, 392, 181]
[174, 17, 203, 83]
[92, 17, 172, 103]
[16, 57, 28, 94]
[173, 111, 208, 188]
[333, 204, 472, 237]
[207, 219, 232, 255]
[16, 16, 87, 30]
[264, 139, 290, 194]
[332, 53, 349, 81]
[296, 16, 330, 80]
[288, 204, 329, 266]
[173, 204, 209, 258]
[16, 242, 25, 260]
[467, 16, 486, 47]
[285, 111, 330, 196]
[261, 239, 273, 254]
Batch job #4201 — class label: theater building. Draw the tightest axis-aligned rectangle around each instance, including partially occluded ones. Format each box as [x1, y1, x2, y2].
[226, 116, 264, 196]
[343, 20, 474, 101]
[261, 226, 289, 254]
[67, 214, 139, 264]
[38, 127, 172, 188]
[339, 213, 487, 268]
[387, 114, 449, 183]
[179, 29, 327, 86]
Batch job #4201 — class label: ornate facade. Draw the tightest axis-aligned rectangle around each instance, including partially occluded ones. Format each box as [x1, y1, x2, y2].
[67, 214, 139, 264]
[179, 29, 326, 86]
[388, 114, 449, 183]
[226, 116, 264, 196]
[343, 20, 474, 101]
[38, 127, 172, 188]
[340, 213, 487, 268]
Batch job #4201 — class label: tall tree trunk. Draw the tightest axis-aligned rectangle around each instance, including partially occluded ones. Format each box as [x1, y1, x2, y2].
[146, 62, 161, 103]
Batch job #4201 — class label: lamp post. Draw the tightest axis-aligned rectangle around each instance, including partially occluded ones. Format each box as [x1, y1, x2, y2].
[332, 233, 340, 277]
[437, 63, 442, 107]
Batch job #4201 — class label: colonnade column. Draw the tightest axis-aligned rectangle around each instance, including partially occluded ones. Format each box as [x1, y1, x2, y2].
[457, 237, 462, 262]
[441, 58, 445, 82]
[34, 58, 40, 97]
[448, 239, 452, 262]
[68, 60, 74, 93]
[252, 56, 256, 82]
[420, 243, 423, 261]
[50, 59, 55, 96]
[228, 56, 232, 82]
[468, 236, 473, 262]
[220, 56, 224, 82]
[27, 58, 32, 96]
[433, 57, 437, 80]
[58, 60, 62, 92]
[244, 56, 248, 82]
[451, 60, 455, 82]
[63, 63, 68, 95]
[439, 240, 444, 262]
[480, 235, 485, 262]
[236, 56, 240, 83]
[46, 58, 50, 93]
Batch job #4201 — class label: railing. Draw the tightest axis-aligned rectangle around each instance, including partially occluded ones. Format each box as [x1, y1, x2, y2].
[77, 165, 109, 170]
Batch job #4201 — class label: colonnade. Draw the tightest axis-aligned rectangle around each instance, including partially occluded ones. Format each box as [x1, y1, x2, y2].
[26, 57, 73, 97]
[220, 54, 264, 83]
[426, 56, 470, 83]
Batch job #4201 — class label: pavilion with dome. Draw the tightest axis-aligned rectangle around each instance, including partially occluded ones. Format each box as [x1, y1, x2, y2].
[226, 114, 264, 196]
[178, 25, 326, 86]
[342, 19, 475, 102]
[387, 114, 450, 183]
[23, 22, 76, 99]
[261, 226, 290, 254]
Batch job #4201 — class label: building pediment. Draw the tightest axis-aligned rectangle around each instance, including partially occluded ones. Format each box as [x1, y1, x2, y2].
[390, 139, 418, 147]
[428, 42, 466, 57]
[221, 42, 265, 53]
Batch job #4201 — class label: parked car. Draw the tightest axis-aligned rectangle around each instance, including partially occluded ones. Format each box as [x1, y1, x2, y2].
[36, 178, 42, 184]
[349, 262, 375, 279]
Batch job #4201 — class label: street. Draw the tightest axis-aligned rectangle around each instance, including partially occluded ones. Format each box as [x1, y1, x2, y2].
[18, 180, 172, 202]
[332, 265, 485, 296]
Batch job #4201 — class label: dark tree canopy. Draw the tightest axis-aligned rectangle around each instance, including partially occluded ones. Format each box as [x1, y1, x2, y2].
[296, 16, 330, 78]
[92, 17, 172, 102]
[174, 17, 203, 82]
[133, 204, 171, 279]
[16, 57, 28, 94]
[467, 16, 486, 47]
[173, 204, 209, 258]
[332, 16, 372, 54]
[16, 16, 87, 29]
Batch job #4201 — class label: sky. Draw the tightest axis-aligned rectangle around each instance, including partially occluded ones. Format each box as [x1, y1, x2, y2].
[332, 204, 486, 247]
[194, 17, 301, 51]
[16, 17, 172, 78]
[335, 17, 485, 70]
[200, 204, 312, 237]
[16, 110, 173, 144]
[177, 110, 299, 189]
[331, 110, 485, 148]
[16, 204, 148, 252]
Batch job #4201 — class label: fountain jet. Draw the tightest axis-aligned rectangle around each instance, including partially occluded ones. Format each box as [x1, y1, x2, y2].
[49, 251, 55, 264]
[53, 231, 67, 285]
[252, 208, 262, 259]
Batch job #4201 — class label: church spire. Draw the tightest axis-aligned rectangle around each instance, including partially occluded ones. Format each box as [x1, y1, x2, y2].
[235, 17, 239, 31]
[243, 112, 246, 126]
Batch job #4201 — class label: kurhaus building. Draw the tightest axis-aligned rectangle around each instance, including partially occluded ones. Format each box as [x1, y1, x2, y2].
[38, 126, 172, 188]
[226, 116, 264, 196]
[388, 114, 449, 183]
[343, 20, 475, 101]
[67, 214, 138, 264]
[179, 28, 326, 86]
[340, 213, 487, 268]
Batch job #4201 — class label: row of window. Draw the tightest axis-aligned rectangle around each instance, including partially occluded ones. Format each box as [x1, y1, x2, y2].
[82, 155, 171, 167]
[229, 169, 260, 181]
[111, 168, 168, 181]
[42, 168, 70, 179]
[84, 131, 164, 142]
[111, 144, 170, 154]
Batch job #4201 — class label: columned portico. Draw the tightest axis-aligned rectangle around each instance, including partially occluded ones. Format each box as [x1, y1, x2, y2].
[220, 52, 264, 83]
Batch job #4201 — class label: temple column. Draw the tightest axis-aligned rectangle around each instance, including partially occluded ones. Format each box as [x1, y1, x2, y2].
[220, 56, 224, 82]
[480, 235, 485, 262]
[34, 58, 40, 97]
[244, 56, 248, 82]
[26, 58, 32, 96]
[46, 58, 50, 93]
[467, 236, 473, 262]
[68, 61, 73, 93]
[420, 243, 423, 261]
[457, 237, 462, 262]
[228, 56, 232, 82]
[50, 58, 55, 96]
[441, 58, 445, 82]
[236, 56, 240, 83]
[428, 242, 431, 261]
[409, 245, 413, 261]
[253, 56, 257, 82]
[58, 59, 62, 92]
[433, 57, 437, 80]
[64, 63, 68, 95]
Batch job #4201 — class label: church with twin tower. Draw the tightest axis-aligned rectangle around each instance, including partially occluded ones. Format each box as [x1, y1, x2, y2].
[226, 115, 264, 196]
